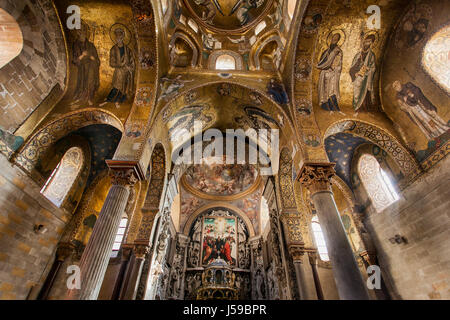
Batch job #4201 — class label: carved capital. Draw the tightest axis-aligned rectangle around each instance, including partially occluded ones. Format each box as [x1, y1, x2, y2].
[307, 251, 318, 265]
[56, 243, 75, 262]
[110, 169, 138, 187]
[298, 163, 336, 195]
[288, 245, 306, 262]
[134, 244, 150, 259]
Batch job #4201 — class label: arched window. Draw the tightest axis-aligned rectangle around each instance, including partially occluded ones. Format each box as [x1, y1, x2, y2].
[0, 9, 23, 68]
[41, 147, 83, 207]
[112, 217, 128, 257]
[358, 154, 399, 212]
[215, 54, 236, 70]
[422, 25, 450, 93]
[311, 215, 329, 261]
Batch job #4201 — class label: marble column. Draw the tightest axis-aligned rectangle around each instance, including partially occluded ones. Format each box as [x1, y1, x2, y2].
[299, 163, 369, 300]
[77, 169, 137, 300]
[121, 244, 149, 300]
[288, 245, 312, 300]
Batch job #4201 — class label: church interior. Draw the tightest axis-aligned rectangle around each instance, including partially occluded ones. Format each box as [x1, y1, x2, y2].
[0, 0, 448, 301]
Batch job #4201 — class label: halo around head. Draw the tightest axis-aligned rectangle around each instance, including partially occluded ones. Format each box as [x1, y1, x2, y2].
[110, 23, 132, 45]
[362, 30, 379, 47]
[326, 29, 346, 47]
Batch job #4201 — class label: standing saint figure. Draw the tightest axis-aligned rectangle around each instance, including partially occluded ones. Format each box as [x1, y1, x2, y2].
[393, 81, 450, 140]
[317, 32, 343, 112]
[71, 25, 100, 106]
[100, 27, 135, 108]
[349, 34, 377, 113]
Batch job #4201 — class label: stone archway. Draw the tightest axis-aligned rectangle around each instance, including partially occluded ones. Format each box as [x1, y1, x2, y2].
[324, 120, 421, 183]
[13, 109, 123, 180]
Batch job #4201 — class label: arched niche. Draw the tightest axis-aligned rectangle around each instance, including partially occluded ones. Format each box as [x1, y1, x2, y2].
[208, 50, 244, 71]
[324, 120, 420, 186]
[251, 33, 284, 71]
[183, 205, 253, 272]
[13, 109, 123, 182]
[183, 203, 255, 238]
[169, 32, 199, 67]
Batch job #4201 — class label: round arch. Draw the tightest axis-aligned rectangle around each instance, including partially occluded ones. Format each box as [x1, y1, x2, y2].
[169, 31, 200, 67]
[323, 119, 420, 180]
[182, 203, 256, 238]
[14, 109, 123, 175]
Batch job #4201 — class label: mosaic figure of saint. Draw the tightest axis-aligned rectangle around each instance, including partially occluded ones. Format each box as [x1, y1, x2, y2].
[71, 24, 100, 106]
[100, 26, 135, 108]
[349, 34, 377, 113]
[317, 32, 344, 112]
[393, 81, 450, 140]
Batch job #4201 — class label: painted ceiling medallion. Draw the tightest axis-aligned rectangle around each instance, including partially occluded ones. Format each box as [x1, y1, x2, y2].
[182, 156, 260, 198]
[184, 0, 273, 32]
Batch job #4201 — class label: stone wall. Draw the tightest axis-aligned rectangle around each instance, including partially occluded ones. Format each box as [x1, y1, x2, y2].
[0, 154, 69, 300]
[364, 155, 450, 300]
[0, 0, 66, 133]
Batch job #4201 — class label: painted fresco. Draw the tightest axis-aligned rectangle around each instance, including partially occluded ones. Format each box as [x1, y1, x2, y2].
[201, 216, 237, 266]
[184, 159, 258, 196]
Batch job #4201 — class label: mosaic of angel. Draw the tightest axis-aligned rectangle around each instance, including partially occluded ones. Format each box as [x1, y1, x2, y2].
[231, 0, 265, 26]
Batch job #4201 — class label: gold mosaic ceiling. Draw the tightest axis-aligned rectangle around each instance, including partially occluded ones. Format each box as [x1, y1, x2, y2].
[184, 0, 273, 32]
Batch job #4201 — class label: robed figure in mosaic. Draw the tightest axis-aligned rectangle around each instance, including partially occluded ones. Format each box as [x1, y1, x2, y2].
[350, 34, 377, 113]
[101, 26, 135, 108]
[317, 32, 343, 112]
[71, 25, 100, 106]
[393, 81, 450, 140]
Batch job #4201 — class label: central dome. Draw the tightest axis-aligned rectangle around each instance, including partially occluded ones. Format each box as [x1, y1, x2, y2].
[184, 0, 273, 32]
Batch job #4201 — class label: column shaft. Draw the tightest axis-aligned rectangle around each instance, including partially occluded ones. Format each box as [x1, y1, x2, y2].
[78, 184, 130, 300]
[312, 191, 369, 300]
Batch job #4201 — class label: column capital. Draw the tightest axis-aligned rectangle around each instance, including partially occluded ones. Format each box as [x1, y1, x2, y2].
[109, 169, 139, 187]
[288, 245, 306, 262]
[298, 162, 336, 195]
[307, 250, 319, 265]
[56, 242, 75, 262]
[106, 160, 145, 185]
[134, 244, 150, 260]
[121, 244, 134, 261]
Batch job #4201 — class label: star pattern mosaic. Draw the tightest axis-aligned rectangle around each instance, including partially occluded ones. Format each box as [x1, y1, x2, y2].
[324, 132, 368, 187]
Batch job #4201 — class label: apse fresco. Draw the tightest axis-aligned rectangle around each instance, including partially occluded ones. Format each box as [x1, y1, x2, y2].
[184, 158, 258, 196]
[185, 0, 272, 30]
[201, 216, 237, 266]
